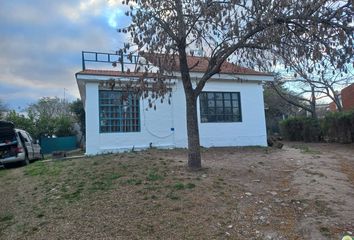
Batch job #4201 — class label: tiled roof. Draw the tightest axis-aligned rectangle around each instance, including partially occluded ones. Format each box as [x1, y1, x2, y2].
[77, 55, 272, 77]
[143, 54, 272, 76]
[76, 69, 158, 78]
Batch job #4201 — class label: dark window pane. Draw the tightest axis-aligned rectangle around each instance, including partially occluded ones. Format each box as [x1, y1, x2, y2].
[232, 100, 239, 107]
[207, 92, 215, 100]
[231, 93, 239, 100]
[216, 107, 224, 115]
[208, 115, 216, 122]
[232, 115, 240, 122]
[199, 91, 242, 123]
[99, 90, 140, 133]
[215, 93, 222, 100]
[216, 115, 224, 121]
[224, 115, 232, 121]
[208, 108, 215, 115]
[224, 107, 232, 114]
[208, 100, 215, 107]
[216, 100, 223, 107]
[223, 93, 231, 100]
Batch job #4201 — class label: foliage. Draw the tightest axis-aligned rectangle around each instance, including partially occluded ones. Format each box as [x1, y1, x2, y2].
[5, 110, 36, 136]
[322, 111, 354, 143]
[34, 114, 57, 138]
[69, 99, 85, 137]
[54, 115, 75, 137]
[5, 97, 77, 139]
[302, 118, 321, 142]
[118, 0, 353, 169]
[281, 112, 354, 143]
[28, 97, 70, 119]
[264, 82, 301, 134]
[280, 117, 305, 141]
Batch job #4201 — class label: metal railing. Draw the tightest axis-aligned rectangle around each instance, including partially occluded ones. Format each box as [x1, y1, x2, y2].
[81, 51, 143, 72]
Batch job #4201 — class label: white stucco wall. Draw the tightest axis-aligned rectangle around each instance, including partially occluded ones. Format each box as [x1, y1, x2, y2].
[85, 83, 175, 155]
[83, 77, 268, 155]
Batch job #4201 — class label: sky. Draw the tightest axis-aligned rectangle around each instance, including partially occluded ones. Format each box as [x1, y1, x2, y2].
[0, 0, 130, 111]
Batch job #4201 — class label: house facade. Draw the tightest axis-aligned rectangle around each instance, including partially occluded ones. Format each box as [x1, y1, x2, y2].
[329, 83, 354, 112]
[76, 52, 274, 155]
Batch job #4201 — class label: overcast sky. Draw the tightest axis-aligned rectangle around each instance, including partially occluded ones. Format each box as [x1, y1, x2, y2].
[0, 0, 130, 110]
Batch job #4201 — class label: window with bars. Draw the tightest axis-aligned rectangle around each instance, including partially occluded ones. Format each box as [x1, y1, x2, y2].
[99, 90, 140, 133]
[199, 92, 242, 123]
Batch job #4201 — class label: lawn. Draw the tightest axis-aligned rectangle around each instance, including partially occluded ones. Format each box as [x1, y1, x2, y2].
[0, 144, 353, 239]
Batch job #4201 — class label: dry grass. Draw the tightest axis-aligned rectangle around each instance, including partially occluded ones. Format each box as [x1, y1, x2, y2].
[0, 145, 353, 240]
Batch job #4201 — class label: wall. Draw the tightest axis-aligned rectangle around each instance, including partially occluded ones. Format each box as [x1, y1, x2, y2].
[85, 82, 175, 154]
[341, 83, 354, 111]
[85, 78, 267, 154]
[172, 79, 267, 148]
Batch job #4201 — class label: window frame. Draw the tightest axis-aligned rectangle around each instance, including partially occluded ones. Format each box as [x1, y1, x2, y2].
[199, 91, 242, 123]
[99, 90, 141, 133]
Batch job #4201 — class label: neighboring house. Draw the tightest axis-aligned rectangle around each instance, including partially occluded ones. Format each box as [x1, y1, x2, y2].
[341, 83, 354, 111]
[75, 52, 274, 155]
[329, 83, 354, 112]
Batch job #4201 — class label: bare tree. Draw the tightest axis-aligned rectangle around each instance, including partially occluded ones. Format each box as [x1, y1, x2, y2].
[271, 77, 316, 116]
[27, 97, 71, 119]
[275, 49, 354, 116]
[117, 0, 353, 169]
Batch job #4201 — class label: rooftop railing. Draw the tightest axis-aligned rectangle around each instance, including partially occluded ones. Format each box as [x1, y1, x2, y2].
[81, 51, 144, 72]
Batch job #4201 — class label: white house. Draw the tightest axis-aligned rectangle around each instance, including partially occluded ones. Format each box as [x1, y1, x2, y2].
[76, 52, 274, 155]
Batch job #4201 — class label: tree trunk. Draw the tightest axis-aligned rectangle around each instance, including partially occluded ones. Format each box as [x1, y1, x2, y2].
[178, 46, 202, 170]
[333, 92, 343, 112]
[185, 93, 201, 170]
[310, 86, 317, 119]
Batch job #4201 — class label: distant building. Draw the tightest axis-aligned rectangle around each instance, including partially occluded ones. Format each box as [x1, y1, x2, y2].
[341, 83, 354, 111]
[329, 83, 354, 112]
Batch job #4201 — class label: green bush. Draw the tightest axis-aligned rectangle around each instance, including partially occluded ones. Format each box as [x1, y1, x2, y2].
[302, 118, 321, 142]
[322, 111, 354, 143]
[280, 111, 354, 143]
[280, 117, 305, 141]
[280, 117, 321, 142]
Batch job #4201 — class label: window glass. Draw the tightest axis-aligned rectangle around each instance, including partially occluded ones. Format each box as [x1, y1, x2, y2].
[99, 90, 140, 133]
[199, 92, 242, 123]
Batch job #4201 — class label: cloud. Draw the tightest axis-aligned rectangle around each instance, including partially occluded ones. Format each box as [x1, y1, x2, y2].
[0, 0, 131, 109]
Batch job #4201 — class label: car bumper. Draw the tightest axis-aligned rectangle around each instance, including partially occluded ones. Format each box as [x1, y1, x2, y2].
[0, 153, 25, 164]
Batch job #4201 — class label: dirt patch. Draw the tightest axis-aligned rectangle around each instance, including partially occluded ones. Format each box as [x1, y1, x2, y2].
[0, 143, 353, 239]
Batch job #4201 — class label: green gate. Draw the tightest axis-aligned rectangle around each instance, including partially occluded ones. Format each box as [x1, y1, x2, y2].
[40, 136, 77, 154]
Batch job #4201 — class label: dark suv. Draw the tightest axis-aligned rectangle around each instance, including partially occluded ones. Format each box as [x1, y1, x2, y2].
[0, 121, 42, 167]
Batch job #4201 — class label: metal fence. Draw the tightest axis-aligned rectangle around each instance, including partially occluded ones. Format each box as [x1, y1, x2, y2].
[40, 136, 77, 154]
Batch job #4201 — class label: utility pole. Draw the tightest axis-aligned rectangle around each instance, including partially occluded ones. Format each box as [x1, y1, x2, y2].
[63, 88, 67, 103]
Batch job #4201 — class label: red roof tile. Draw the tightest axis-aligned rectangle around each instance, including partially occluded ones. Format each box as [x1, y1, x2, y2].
[143, 54, 272, 76]
[76, 69, 159, 78]
[77, 55, 272, 77]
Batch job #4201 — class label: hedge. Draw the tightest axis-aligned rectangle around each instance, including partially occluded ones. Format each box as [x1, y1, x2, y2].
[279, 111, 354, 143]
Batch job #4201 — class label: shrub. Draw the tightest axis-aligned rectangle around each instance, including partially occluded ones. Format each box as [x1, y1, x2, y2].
[280, 111, 354, 143]
[302, 117, 321, 142]
[322, 111, 354, 143]
[280, 117, 304, 141]
[280, 117, 321, 142]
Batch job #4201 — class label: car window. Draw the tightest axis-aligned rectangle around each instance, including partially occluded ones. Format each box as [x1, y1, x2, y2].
[25, 132, 34, 143]
[18, 132, 28, 143]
